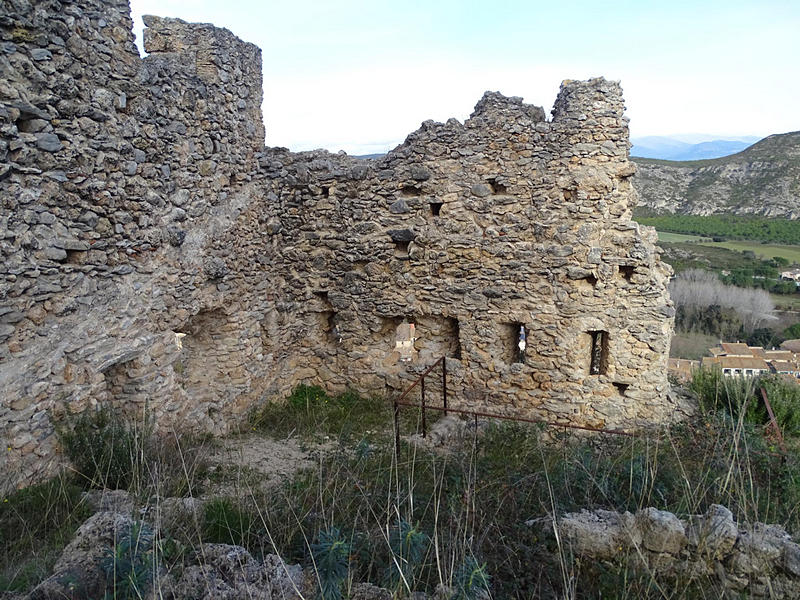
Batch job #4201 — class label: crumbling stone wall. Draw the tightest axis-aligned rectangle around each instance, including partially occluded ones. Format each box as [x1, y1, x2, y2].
[219, 84, 675, 426]
[551, 505, 800, 597]
[1, 0, 676, 489]
[1, 0, 266, 485]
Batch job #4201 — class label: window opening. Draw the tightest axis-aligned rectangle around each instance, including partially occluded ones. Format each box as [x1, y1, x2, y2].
[321, 186, 330, 198]
[588, 330, 609, 375]
[612, 382, 629, 395]
[619, 265, 635, 281]
[429, 202, 443, 217]
[487, 177, 507, 194]
[395, 322, 417, 362]
[503, 322, 527, 363]
[401, 185, 422, 196]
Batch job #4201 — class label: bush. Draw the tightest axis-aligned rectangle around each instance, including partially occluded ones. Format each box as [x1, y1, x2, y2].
[310, 527, 351, 600]
[100, 521, 154, 600]
[55, 405, 210, 496]
[752, 375, 800, 437]
[55, 405, 151, 490]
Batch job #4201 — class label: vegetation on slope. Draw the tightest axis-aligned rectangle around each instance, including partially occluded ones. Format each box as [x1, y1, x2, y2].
[633, 130, 800, 217]
[3, 379, 800, 598]
[638, 214, 800, 245]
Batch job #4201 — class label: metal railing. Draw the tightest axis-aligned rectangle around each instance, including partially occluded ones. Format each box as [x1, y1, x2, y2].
[391, 357, 634, 455]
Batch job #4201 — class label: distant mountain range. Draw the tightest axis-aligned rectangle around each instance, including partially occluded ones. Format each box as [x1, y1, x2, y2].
[630, 135, 762, 161]
[633, 131, 800, 219]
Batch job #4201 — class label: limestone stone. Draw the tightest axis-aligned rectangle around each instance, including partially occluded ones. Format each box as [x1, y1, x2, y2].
[636, 507, 687, 554]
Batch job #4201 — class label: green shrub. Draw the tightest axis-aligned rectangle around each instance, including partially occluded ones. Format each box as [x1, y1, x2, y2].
[784, 322, 800, 339]
[55, 405, 151, 490]
[100, 521, 154, 600]
[752, 375, 800, 437]
[55, 405, 210, 497]
[310, 527, 351, 600]
[385, 520, 430, 590]
[451, 556, 490, 600]
[202, 498, 257, 547]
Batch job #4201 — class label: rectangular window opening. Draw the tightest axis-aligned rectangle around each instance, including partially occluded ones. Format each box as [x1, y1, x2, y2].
[393, 240, 410, 257]
[429, 202, 443, 217]
[401, 185, 422, 197]
[619, 265, 635, 282]
[321, 186, 330, 198]
[446, 316, 462, 359]
[589, 330, 609, 375]
[503, 322, 527, 364]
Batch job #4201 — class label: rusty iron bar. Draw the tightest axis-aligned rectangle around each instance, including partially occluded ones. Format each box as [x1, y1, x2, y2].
[393, 399, 635, 437]
[760, 387, 787, 454]
[396, 356, 445, 404]
[421, 375, 427, 438]
[441, 360, 446, 418]
[393, 399, 400, 457]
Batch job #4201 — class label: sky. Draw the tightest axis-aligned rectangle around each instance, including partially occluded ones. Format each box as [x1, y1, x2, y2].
[128, 0, 800, 155]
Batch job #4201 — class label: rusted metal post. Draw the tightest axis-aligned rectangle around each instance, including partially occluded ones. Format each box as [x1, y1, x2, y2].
[760, 387, 787, 454]
[421, 376, 426, 438]
[393, 399, 400, 456]
[442, 357, 448, 416]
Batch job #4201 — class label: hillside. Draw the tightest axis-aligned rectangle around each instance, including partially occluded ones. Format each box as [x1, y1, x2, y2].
[633, 131, 800, 218]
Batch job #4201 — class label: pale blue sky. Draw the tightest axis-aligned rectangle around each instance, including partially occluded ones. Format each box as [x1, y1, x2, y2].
[129, 0, 800, 154]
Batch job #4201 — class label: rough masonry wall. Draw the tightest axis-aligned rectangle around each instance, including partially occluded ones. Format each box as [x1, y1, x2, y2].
[1, 0, 676, 489]
[217, 84, 676, 428]
[1, 0, 266, 486]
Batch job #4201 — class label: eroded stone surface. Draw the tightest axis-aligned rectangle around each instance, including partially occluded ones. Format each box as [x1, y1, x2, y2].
[553, 505, 800, 598]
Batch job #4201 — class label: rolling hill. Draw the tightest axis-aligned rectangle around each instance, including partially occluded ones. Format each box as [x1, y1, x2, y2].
[633, 131, 800, 219]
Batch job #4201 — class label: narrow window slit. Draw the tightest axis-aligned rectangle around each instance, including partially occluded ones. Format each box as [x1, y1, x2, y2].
[503, 322, 527, 364]
[588, 330, 609, 375]
[321, 186, 330, 198]
[429, 202, 443, 217]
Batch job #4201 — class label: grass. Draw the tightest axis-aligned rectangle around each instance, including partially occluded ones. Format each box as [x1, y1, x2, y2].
[669, 331, 718, 359]
[5, 381, 800, 598]
[250, 383, 438, 443]
[655, 231, 712, 243]
[696, 240, 800, 264]
[773, 292, 800, 312]
[0, 474, 93, 592]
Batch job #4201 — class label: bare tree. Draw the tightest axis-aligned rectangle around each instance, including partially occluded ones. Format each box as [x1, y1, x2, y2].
[669, 269, 775, 333]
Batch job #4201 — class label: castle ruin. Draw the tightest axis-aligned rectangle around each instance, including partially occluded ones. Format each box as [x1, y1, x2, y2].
[0, 0, 676, 488]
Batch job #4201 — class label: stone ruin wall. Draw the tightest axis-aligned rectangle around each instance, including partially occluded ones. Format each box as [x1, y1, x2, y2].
[0, 0, 677, 489]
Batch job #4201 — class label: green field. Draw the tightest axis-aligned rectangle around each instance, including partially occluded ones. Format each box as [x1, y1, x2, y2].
[656, 231, 713, 243]
[695, 240, 800, 264]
